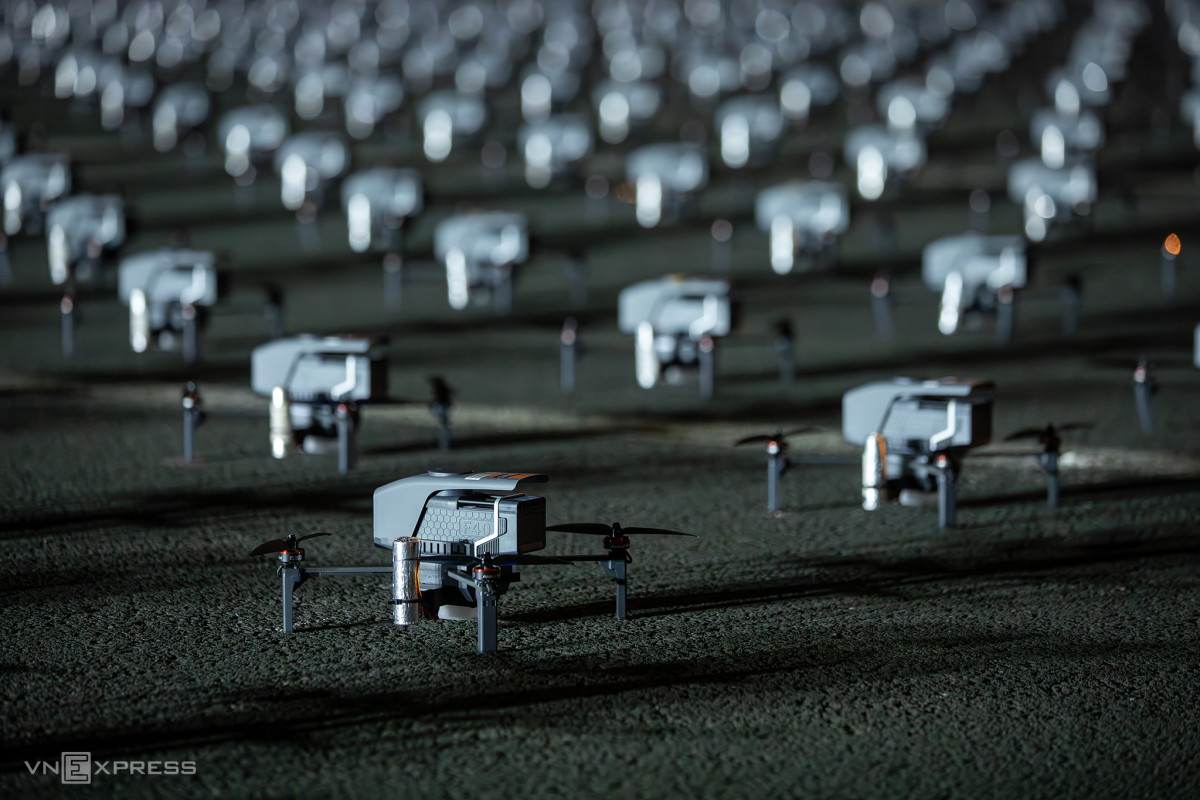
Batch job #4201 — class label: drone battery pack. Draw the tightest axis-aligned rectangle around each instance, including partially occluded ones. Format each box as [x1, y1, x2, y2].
[414, 494, 546, 559]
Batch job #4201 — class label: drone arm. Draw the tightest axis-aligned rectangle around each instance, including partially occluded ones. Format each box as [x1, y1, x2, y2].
[304, 566, 391, 575]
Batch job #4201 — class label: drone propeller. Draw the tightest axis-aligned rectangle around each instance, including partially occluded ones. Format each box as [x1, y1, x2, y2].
[547, 522, 696, 538]
[1004, 422, 1093, 453]
[249, 532, 332, 557]
[734, 427, 818, 447]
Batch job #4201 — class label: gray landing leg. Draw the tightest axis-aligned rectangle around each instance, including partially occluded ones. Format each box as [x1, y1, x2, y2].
[602, 558, 628, 620]
[477, 590, 498, 653]
[937, 468, 957, 530]
[767, 453, 780, 513]
[281, 567, 303, 633]
[336, 406, 356, 474]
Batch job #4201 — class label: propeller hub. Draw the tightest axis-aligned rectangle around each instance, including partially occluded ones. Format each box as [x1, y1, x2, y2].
[604, 535, 630, 551]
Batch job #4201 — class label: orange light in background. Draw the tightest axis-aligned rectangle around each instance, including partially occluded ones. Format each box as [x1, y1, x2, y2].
[1163, 233, 1182, 257]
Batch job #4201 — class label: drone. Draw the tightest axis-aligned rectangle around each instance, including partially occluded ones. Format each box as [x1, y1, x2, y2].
[778, 63, 839, 125]
[518, 114, 594, 189]
[592, 80, 661, 144]
[626, 142, 708, 228]
[922, 232, 1028, 340]
[418, 91, 487, 163]
[218, 105, 290, 183]
[343, 75, 405, 140]
[876, 79, 951, 134]
[618, 275, 737, 400]
[249, 471, 695, 653]
[182, 337, 454, 471]
[341, 167, 423, 308]
[118, 248, 219, 364]
[1, 152, 71, 237]
[433, 211, 529, 314]
[1007, 156, 1097, 242]
[274, 132, 350, 219]
[735, 427, 819, 513]
[715, 94, 784, 169]
[843, 123, 927, 201]
[152, 82, 211, 153]
[755, 181, 850, 274]
[45, 194, 126, 287]
[254, 334, 384, 472]
[843, 377, 995, 529]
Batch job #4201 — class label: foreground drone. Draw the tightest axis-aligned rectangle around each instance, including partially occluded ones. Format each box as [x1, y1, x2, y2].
[249, 471, 695, 653]
[843, 377, 994, 529]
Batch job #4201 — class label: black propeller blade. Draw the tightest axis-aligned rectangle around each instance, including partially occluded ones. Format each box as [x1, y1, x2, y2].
[1003, 422, 1093, 456]
[1004, 422, 1094, 442]
[734, 426, 818, 447]
[248, 532, 332, 557]
[547, 522, 696, 538]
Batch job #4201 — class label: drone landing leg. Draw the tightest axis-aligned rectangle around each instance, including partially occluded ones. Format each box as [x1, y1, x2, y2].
[1061, 277, 1082, 337]
[382, 253, 403, 310]
[698, 336, 715, 401]
[493, 265, 513, 317]
[1040, 452, 1060, 510]
[560, 322, 577, 396]
[181, 304, 199, 365]
[937, 468, 957, 530]
[774, 335, 795, 385]
[767, 453, 780, 513]
[61, 293, 75, 358]
[995, 287, 1015, 345]
[477, 590, 498, 653]
[281, 567, 304, 633]
[1134, 382, 1154, 434]
[182, 408, 198, 462]
[601, 558, 627, 620]
[336, 406, 357, 474]
[263, 286, 284, 338]
[870, 276, 894, 340]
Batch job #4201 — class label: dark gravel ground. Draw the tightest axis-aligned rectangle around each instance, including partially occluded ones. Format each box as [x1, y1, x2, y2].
[4, 10, 1200, 799]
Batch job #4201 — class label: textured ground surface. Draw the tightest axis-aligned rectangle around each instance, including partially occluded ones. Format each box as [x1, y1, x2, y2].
[4, 13, 1200, 800]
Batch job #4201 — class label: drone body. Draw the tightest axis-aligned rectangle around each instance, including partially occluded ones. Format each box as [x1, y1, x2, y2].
[843, 377, 994, 528]
[1007, 156, 1097, 242]
[618, 275, 736, 399]
[117, 248, 218, 362]
[755, 181, 850, 274]
[1, 153, 71, 236]
[434, 211, 529, 313]
[251, 335, 386, 471]
[922, 233, 1027, 338]
[626, 142, 708, 228]
[46, 194, 126, 286]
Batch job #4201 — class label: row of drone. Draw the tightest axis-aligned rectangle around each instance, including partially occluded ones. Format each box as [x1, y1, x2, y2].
[0, 0, 1172, 371]
[245, 371, 1097, 654]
